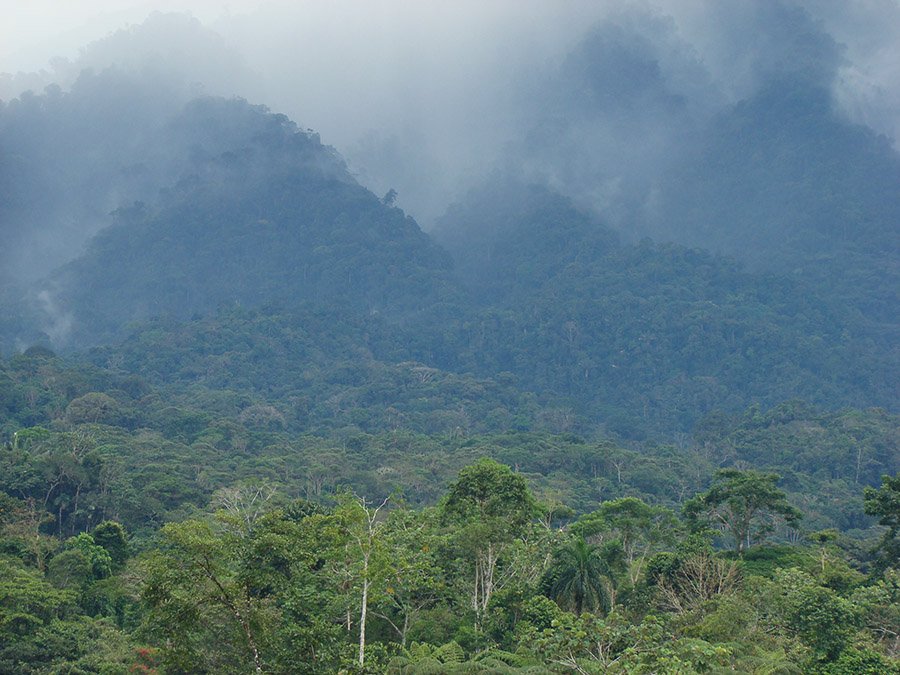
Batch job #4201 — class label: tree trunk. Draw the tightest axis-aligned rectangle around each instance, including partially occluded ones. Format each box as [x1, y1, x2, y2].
[359, 554, 369, 666]
[237, 611, 263, 674]
[473, 544, 499, 630]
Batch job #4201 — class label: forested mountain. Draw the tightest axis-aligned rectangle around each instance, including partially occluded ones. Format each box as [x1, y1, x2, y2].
[433, 181, 896, 435]
[0, 69, 185, 282]
[0, 12, 257, 282]
[0, 64, 895, 435]
[506, 6, 900, 325]
[656, 77, 900, 322]
[1, 4, 899, 673]
[46, 98, 458, 345]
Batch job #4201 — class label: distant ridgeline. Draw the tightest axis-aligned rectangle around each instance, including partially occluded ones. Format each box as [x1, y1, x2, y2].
[654, 77, 900, 323]
[2, 11, 900, 672]
[0, 87, 897, 438]
[44, 97, 459, 344]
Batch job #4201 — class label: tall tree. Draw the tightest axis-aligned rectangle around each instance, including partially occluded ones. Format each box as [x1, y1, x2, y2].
[442, 458, 536, 629]
[371, 507, 444, 648]
[683, 469, 801, 553]
[330, 492, 391, 668]
[574, 497, 677, 585]
[141, 519, 268, 673]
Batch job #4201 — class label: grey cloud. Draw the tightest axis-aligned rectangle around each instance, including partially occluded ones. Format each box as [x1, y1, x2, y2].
[0, 0, 898, 282]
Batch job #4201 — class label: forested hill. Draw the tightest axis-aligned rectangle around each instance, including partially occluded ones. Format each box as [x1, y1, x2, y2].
[432, 181, 897, 435]
[654, 77, 900, 322]
[41, 97, 458, 346]
[1, 7, 900, 672]
[0, 342, 898, 672]
[0, 79, 460, 346]
[504, 14, 900, 325]
[0, 86, 895, 437]
[0, 68, 188, 282]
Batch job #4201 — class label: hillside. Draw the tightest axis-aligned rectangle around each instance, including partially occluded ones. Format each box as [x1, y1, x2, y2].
[1, 342, 897, 672]
[434, 181, 897, 435]
[655, 78, 900, 322]
[0, 8, 899, 671]
[17, 97, 460, 346]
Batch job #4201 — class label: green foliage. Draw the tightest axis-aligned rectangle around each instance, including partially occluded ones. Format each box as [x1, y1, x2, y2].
[814, 647, 900, 674]
[0, 440, 896, 673]
[543, 537, 610, 615]
[443, 459, 535, 528]
[684, 469, 802, 553]
[65, 392, 128, 427]
[851, 569, 900, 658]
[656, 76, 900, 325]
[0, 557, 135, 673]
[530, 610, 732, 673]
[432, 640, 465, 664]
[773, 568, 859, 661]
[695, 404, 899, 498]
[48, 533, 113, 590]
[442, 459, 544, 630]
[0, 558, 77, 637]
[864, 473, 900, 571]
[45, 96, 460, 349]
[91, 521, 129, 572]
[574, 497, 678, 587]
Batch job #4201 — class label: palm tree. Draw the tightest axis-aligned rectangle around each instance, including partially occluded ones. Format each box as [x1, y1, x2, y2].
[545, 537, 610, 615]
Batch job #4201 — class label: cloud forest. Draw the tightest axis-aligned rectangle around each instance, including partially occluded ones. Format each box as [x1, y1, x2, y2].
[0, 2, 898, 673]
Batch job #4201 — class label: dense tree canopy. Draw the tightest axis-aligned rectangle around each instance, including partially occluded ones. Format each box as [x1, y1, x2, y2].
[0, 19, 897, 671]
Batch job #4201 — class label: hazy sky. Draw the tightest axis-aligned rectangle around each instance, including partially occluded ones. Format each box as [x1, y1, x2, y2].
[5, 1, 899, 135]
[1, 0, 603, 74]
[0, 1, 608, 168]
[3, 0, 899, 225]
[1, 0, 237, 72]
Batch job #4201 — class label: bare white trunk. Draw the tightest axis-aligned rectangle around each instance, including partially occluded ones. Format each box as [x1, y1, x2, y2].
[354, 495, 388, 666]
[473, 544, 500, 630]
[358, 570, 369, 666]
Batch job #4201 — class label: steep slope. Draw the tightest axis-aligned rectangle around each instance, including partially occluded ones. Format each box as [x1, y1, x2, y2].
[505, 8, 899, 327]
[654, 78, 900, 322]
[37, 97, 459, 346]
[0, 13, 256, 283]
[1, 42, 894, 441]
[434, 182, 897, 435]
[0, 71, 187, 282]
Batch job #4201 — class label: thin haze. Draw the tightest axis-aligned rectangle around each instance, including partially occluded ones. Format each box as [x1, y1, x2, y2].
[2, 1, 900, 243]
[5, 1, 900, 129]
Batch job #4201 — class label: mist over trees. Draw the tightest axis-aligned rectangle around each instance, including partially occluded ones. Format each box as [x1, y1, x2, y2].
[0, 0, 895, 442]
[4, 1, 900, 266]
[0, 1, 898, 673]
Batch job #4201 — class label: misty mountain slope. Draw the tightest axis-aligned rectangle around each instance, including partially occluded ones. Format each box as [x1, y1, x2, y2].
[41, 97, 461, 347]
[499, 8, 726, 234]
[434, 181, 619, 303]
[434, 182, 897, 435]
[499, 6, 898, 329]
[0, 70, 192, 283]
[0, 9, 286, 286]
[654, 77, 900, 321]
[0, 4, 894, 439]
